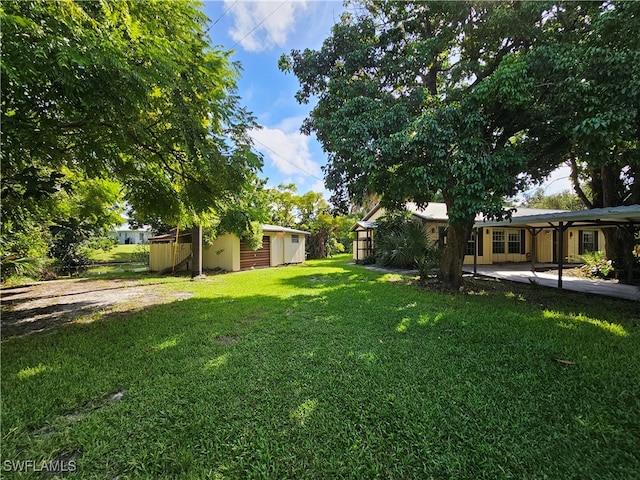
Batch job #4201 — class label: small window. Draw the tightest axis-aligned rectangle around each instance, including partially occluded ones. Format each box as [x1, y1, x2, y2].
[438, 227, 447, 248]
[492, 230, 505, 254]
[465, 232, 475, 256]
[291, 234, 299, 244]
[579, 230, 597, 254]
[508, 230, 521, 254]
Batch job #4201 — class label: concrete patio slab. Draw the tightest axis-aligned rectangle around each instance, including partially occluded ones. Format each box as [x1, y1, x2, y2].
[356, 262, 639, 301]
[465, 264, 640, 301]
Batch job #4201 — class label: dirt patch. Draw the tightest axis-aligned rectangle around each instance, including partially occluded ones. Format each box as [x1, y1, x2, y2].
[1, 278, 193, 339]
[213, 334, 240, 345]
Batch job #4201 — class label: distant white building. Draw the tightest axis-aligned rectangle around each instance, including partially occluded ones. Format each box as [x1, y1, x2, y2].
[114, 223, 153, 245]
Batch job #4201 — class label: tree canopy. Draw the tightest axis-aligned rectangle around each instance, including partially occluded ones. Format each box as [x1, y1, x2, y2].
[280, 1, 566, 284]
[1, 0, 263, 277]
[280, 0, 638, 285]
[265, 184, 357, 259]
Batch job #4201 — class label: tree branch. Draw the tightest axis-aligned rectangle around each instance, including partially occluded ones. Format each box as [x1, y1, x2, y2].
[569, 155, 593, 209]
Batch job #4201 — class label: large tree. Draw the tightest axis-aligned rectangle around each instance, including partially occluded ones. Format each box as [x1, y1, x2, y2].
[280, 1, 567, 285]
[1, 0, 262, 275]
[526, 1, 640, 274]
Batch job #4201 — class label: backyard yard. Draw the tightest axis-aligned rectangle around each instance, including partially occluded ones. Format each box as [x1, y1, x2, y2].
[1, 255, 639, 478]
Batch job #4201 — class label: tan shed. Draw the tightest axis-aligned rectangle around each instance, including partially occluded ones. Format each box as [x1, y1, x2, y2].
[149, 224, 309, 273]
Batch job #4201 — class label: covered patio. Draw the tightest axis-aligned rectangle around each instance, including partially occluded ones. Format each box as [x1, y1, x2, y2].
[464, 263, 640, 301]
[472, 204, 640, 295]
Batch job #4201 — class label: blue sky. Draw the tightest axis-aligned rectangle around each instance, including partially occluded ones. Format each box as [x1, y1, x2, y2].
[201, 0, 345, 199]
[200, 1, 572, 202]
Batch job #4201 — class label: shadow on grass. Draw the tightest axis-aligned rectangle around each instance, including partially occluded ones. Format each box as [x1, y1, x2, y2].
[0, 277, 189, 339]
[2, 264, 640, 478]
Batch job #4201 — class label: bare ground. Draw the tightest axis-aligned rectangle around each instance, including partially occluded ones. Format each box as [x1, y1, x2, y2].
[1, 278, 193, 339]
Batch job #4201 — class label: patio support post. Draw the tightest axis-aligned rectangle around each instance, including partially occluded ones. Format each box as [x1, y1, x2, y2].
[529, 229, 534, 272]
[191, 225, 203, 278]
[473, 227, 478, 275]
[557, 222, 564, 289]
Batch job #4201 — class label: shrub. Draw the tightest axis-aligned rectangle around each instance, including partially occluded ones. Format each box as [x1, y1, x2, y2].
[579, 251, 615, 279]
[356, 254, 377, 265]
[132, 245, 150, 264]
[375, 214, 440, 275]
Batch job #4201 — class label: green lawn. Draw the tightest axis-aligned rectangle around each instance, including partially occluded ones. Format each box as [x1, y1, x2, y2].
[89, 244, 147, 264]
[2, 255, 639, 478]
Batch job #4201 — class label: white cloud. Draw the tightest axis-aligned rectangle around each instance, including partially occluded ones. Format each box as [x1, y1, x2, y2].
[310, 180, 325, 192]
[226, 0, 308, 52]
[249, 124, 322, 179]
[537, 165, 573, 195]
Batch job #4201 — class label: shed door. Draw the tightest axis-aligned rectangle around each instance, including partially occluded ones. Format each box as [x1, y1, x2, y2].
[240, 236, 271, 270]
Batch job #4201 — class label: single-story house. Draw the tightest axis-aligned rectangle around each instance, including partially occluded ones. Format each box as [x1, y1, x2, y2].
[352, 202, 609, 265]
[149, 224, 309, 272]
[114, 223, 153, 245]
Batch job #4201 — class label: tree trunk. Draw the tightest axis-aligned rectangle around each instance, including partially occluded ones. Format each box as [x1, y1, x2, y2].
[191, 225, 203, 278]
[602, 226, 636, 282]
[438, 219, 473, 288]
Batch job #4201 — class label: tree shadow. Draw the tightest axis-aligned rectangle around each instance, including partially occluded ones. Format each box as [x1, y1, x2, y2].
[2, 275, 639, 478]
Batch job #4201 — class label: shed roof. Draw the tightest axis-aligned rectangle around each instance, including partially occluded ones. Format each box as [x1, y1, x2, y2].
[262, 224, 310, 235]
[149, 224, 310, 242]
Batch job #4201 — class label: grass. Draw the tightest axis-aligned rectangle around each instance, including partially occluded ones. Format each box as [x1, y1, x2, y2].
[2, 255, 639, 479]
[89, 244, 147, 264]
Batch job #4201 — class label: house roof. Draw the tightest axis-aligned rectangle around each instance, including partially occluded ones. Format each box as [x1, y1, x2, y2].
[116, 222, 153, 233]
[474, 204, 640, 229]
[355, 202, 570, 230]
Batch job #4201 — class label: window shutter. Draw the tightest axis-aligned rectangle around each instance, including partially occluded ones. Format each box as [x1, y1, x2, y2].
[520, 229, 526, 255]
[594, 231, 599, 251]
[477, 229, 484, 256]
[578, 230, 584, 255]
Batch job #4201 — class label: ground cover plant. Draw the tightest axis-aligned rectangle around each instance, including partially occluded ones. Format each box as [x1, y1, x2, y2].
[1, 255, 639, 478]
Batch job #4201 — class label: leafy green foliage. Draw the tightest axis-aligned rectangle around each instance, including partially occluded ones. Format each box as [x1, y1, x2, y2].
[0, 254, 45, 281]
[1, 0, 262, 279]
[375, 213, 440, 276]
[580, 251, 615, 279]
[280, 1, 569, 285]
[523, 188, 586, 211]
[241, 223, 264, 251]
[2, 0, 261, 222]
[528, 2, 640, 208]
[265, 184, 358, 258]
[522, 1, 640, 273]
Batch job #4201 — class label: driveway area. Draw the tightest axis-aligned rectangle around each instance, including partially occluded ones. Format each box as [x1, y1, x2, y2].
[1, 278, 193, 339]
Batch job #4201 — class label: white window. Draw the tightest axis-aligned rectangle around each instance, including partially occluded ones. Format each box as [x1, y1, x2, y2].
[508, 230, 521, 254]
[291, 234, 299, 244]
[492, 230, 505, 254]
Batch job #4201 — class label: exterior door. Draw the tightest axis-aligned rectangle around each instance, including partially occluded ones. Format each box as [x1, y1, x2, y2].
[240, 236, 271, 270]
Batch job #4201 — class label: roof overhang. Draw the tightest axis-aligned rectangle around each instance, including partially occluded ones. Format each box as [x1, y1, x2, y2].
[474, 204, 640, 229]
[350, 221, 378, 232]
[262, 224, 310, 235]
